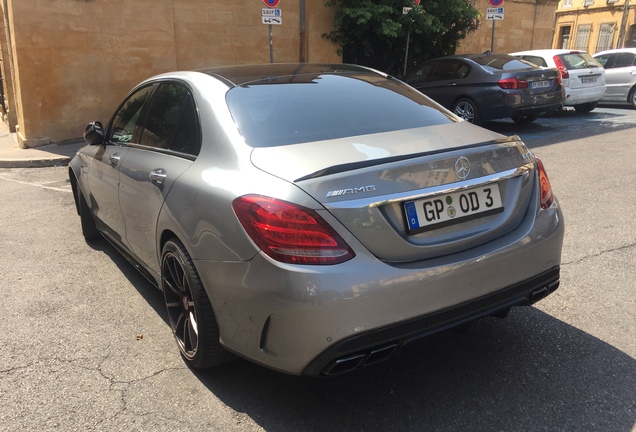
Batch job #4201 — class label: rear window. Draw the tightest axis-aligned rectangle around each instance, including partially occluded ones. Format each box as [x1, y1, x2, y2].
[558, 53, 603, 69]
[225, 73, 455, 147]
[518, 55, 548, 67]
[471, 55, 536, 72]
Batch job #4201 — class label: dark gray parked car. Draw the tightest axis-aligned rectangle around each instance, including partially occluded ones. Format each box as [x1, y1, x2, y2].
[69, 63, 564, 376]
[403, 53, 564, 125]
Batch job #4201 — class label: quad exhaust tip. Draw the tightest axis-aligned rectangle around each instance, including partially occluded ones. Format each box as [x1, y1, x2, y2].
[323, 344, 399, 376]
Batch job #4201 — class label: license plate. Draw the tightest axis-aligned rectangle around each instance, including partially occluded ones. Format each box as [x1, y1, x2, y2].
[531, 80, 550, 89]
[581, 76, 597, 84]
[404, 184, 503, 233]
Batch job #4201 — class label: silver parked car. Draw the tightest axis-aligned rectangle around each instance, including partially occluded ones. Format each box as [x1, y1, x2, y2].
[69, 64, 564, 376]
[593, 48, 636, 108]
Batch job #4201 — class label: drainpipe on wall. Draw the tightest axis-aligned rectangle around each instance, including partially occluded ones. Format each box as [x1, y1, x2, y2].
[617, 0, 631, 47]
[299, 0, 308, 62]
[531, 0, 539, 49]
[551, 0, 559, 48]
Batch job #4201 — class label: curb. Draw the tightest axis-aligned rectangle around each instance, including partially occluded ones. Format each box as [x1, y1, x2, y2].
[0, 156, 72, 169]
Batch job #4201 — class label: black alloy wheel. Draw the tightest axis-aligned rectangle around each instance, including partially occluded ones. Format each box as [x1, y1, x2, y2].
[161, 239, 230, 369]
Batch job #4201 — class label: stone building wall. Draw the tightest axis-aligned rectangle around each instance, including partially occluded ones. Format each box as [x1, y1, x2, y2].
[3, 0, 339, 147]
[458, 0, 559, 54]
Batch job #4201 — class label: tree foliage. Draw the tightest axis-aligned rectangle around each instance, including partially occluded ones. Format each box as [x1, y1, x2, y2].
[323, 0, 481, 76]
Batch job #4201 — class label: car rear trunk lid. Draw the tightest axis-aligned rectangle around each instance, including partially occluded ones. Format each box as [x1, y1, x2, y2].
[250, 122, 537, 262]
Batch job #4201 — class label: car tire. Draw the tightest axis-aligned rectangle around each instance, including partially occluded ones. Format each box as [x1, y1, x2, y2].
[78, 189, 99, 241]
[161, 238, 231, 369]
[452, 98, 482, 125]
[628, 87, 636, 109]
[574, 101, 598, 113]
[511, 114, 539, 124]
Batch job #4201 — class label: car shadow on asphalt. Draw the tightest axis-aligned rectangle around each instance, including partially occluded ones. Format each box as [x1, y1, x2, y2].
[482, 105, 636, 149]
[190, 307, 635, 432]
[84, 235, 168, 323]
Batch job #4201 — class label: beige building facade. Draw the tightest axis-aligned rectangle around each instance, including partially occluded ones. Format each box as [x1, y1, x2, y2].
[3, 0, 609, 148]
[458, 0, 560, 54]
[0, 0, 339, 148]
[552, 0, 636, 52]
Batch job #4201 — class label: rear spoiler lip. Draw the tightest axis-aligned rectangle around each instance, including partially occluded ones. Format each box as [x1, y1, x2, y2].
[294, 135, 523, 183]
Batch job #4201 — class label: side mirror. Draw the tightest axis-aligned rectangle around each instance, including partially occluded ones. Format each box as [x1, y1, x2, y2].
[84, 121, 105, 145]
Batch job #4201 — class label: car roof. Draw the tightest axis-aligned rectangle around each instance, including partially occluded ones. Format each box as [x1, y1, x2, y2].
[425, 53, 518, 62]
[510, 49, 590, 56]
[196, 63, 383, 87]
[594, 48, 636, 56]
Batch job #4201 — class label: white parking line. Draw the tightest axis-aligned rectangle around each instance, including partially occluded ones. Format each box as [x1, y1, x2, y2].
[0, 174, 72, 193]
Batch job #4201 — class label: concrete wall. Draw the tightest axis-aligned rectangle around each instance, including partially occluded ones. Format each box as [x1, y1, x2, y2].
[5, 0, 339, 147]
[458, 0, 559, 54]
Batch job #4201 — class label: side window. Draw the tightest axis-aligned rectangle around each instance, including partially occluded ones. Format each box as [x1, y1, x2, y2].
[594, 54, 612, 68]
[109, 85, 153, 144]
[405, 63, 434, 84]
[456, 62, 470, 78]
[430, 60, 459, 81]
[172, 96, 201, 156]
[140, 83, 190, 150]
[614, 53, 636, 68]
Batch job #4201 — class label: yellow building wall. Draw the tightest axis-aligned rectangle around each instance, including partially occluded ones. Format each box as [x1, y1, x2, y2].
[458, 0, 559, 54]
[6, 0, 339, 147]
[553, 0, 636, 53]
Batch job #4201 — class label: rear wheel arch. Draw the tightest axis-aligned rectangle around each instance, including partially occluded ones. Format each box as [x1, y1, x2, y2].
[628, 85, 636, 109]
[161, 236, 232, 368]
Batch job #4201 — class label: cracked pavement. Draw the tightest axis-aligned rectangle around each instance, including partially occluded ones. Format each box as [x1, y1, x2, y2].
[0, 106, 634, 431]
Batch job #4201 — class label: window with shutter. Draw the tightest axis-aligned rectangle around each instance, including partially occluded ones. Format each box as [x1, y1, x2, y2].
[574, 24, 592, 51]
[596, 23, 615, 52]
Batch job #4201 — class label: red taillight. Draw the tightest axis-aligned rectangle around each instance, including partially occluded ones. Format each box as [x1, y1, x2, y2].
[232, 195, 355, 265]
[536, 158, 554, 209]
[553, 55, 569, 79]
[498, 77, 528, 89]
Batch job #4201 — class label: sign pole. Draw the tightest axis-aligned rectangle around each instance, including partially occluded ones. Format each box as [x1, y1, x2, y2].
[269, 24, 274, 63]
[262, 0, 281, 63]
[491, 20, 495, 53]
[403, 30, 411, 76]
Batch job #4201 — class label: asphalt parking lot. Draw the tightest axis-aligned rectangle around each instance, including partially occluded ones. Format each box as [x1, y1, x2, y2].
[0, 104, 634, 432]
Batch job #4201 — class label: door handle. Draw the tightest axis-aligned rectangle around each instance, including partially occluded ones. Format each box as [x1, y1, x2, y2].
[150, 169, 167, 185]
[108, 154, 121, 168]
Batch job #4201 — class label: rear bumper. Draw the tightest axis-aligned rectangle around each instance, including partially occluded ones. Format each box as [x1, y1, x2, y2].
[195, 201, 564, 376]
[564, 85, 606, 105]
[303, 266, 560, 376]
[480, 90, 563, 121]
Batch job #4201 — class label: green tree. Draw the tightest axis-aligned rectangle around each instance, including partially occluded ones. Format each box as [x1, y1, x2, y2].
[323, 0, 481, 76]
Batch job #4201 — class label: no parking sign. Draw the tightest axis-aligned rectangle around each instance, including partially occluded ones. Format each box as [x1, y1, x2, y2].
[263, 0, 280, 7]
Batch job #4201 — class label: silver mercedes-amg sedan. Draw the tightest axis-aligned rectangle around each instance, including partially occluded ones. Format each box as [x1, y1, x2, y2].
[69, 63, 564, 376]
